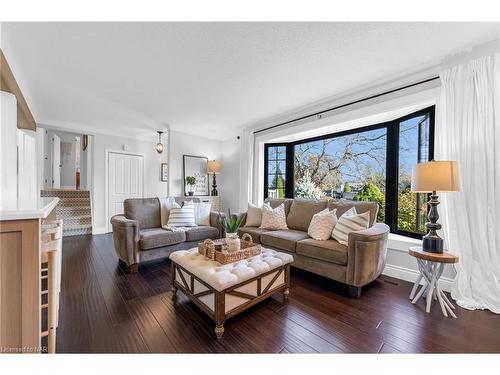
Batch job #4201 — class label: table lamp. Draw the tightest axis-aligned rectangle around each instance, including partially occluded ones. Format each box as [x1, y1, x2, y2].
[207, 160, 221, 196]
[411, 160, 459, 253]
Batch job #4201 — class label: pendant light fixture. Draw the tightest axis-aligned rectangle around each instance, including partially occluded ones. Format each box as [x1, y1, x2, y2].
[156, 131, 164, 154]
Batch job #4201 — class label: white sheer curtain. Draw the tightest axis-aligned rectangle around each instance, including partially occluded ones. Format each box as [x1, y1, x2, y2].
[238, 128, 254, 211]
[436, 52, 500, 313]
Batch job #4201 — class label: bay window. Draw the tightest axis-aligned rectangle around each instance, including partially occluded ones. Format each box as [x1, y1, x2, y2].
[263, 106, 435, 238]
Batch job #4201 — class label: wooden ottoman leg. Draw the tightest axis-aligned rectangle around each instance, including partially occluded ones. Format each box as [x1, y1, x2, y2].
[171, 285, 178, 300]
[215, 291, 225, 339]
[283, 265, 291, 303]
[215, 324, 225, 339]
[171, 264, 178, 300]
[283, 288, 290, 302]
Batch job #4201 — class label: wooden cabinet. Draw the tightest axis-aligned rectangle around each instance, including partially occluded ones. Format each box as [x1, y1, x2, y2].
[0, 198, 60, 353]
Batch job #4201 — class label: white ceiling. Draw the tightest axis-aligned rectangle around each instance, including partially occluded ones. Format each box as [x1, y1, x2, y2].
[1, 22, 498, 140]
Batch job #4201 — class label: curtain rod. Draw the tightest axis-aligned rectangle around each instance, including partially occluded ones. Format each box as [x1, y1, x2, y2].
[253, 76, 440, 135]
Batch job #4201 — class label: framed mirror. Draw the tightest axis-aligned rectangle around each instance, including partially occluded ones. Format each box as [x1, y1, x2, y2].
[183, 155, 209, 196]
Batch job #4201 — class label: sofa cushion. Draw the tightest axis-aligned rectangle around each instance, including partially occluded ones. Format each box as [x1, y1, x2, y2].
[296, 238, 348, 265]
[328, 200, 379, 227]
[237, 227, 271, 244]
[139, 228, 186, 250]
[125, 198, 161, 229]
[184, 226, 219, 242]
[260, 229, 309, 252]
[286, 198, 327, 232]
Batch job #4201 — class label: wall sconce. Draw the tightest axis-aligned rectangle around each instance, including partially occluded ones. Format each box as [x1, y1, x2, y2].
[156, 131, 164, 154]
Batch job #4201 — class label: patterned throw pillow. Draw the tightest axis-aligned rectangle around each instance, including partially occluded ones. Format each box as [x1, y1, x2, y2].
[308, 208, 337, 241]
[331, 208, 370, 245]
[260, 203, 288, 230]
[167, 204, 196, 227]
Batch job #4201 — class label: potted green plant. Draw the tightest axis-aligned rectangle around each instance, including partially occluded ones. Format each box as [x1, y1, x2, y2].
[185, 176, 196, 196]
[218, 210, 243, 252]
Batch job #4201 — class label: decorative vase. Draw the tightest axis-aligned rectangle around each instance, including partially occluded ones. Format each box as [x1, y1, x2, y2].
[225, 233, 240, 253]
[188, 191, 194, 196]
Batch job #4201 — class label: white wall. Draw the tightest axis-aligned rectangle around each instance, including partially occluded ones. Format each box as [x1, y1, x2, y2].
[220, 136, 242, 212]
[168, 130, 222, 197]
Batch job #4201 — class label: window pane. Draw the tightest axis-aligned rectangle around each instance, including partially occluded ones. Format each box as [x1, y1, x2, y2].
[397, 114, 430, 234]
[268, 146, 286, 161]
[268, 161, 277, 174]
[268, 172, 285, 190]
[265, 145, 289, 199]
[294, 128, 387, 222]
[277, 160, 286, 175]
[267, 146, 277, 159]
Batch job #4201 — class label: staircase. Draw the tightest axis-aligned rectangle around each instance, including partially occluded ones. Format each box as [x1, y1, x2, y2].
[41, 189, 92, 237]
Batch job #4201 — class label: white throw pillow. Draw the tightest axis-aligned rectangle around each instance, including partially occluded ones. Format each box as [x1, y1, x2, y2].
[196, 202, 212, 226]
[308, 208, 338, 241]
[167, 204, 197, 227]
[331, 209, 370, 245]
[244, 202, 267, 227]
[260, 203, 288, 230]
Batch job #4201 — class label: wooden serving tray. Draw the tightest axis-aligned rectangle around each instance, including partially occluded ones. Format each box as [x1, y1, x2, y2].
[198, 234, 262, 264]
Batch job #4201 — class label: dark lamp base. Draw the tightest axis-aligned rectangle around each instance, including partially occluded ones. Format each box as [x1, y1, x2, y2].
[422, 233, 444, 253]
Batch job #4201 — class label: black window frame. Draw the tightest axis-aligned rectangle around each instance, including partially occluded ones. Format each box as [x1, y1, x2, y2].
[263, 105, 435, 239]
[263, 144, 294, 199]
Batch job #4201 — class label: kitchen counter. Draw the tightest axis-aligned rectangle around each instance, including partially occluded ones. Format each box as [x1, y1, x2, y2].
[0, 197, 60, 221]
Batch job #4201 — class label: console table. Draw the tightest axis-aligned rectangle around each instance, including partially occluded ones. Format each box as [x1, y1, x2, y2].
[408, 246, 459, 318]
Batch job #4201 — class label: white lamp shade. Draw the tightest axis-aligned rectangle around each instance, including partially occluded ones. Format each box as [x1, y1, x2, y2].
[207, 160, 221, 174]
[411, 160, 459, 192]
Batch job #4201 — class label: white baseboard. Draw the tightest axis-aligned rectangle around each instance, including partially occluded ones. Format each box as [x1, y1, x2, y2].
[92, 226, 109, 235]
[383, 263, 454, 293]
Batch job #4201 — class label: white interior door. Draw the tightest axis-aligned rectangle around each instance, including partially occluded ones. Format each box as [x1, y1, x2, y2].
[108, 152, 144, 232]
[52, 134, 61, 188]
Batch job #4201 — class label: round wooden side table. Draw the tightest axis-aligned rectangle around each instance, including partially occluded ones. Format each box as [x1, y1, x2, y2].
[408, 246, 459, 318]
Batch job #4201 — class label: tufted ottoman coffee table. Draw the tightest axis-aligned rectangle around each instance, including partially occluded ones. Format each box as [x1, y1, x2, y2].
[169, 247, 294, 338]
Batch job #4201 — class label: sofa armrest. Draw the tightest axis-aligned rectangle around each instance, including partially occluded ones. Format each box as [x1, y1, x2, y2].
[346, 223, 389, 287]
[111, 215, 140, 266]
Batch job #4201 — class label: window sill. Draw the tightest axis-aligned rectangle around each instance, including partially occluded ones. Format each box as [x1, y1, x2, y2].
[387, 233, 422, 253]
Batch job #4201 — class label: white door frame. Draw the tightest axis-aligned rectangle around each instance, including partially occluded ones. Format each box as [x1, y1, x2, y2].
[105, 149, 145, 233]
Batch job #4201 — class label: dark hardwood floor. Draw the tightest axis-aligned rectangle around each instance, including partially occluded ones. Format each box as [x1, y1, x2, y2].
[56, 234, 500, 353]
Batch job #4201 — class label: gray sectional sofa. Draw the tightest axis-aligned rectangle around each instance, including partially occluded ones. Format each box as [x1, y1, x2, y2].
[237, 198, 390, 297]
[111, 197, 221, 273]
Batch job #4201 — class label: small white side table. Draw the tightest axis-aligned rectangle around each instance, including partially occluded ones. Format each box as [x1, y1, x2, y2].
[408, 246, 459, 318]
